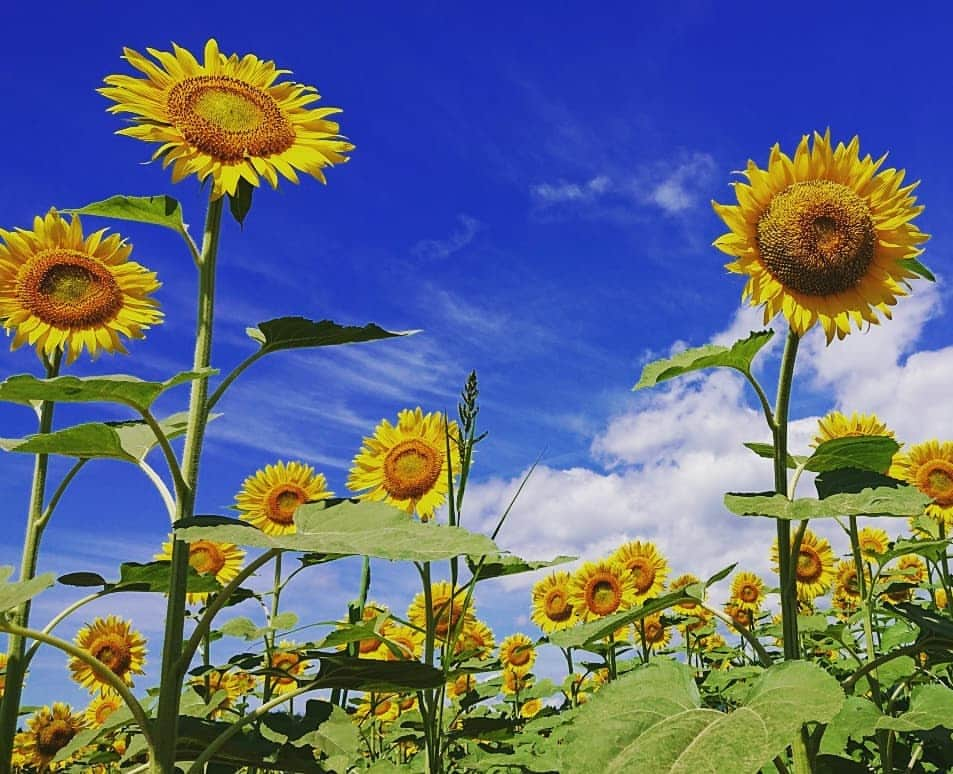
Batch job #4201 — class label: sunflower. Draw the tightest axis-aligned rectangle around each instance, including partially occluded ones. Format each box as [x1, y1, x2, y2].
[84, 694, 122, 727]
[857, 526, 890, 559]
[834, 559, 870, 600]
[832, 591, 859, 621]
[155, 535, 245, 604]
[812, 411, 895, 447]
[636, 613, 671, 652]
[267, 642, 308, 695]
[100, 39, 352, 199]
[70, 615, 146, 694]
[0, 653, 6, 698]
[454, 619, 496, 660]
[381, 624, 425, 661]
[669, 573, 705, 617]
[713, 131, 929, 342]
[771, 529, 836, 600]
[407, 580, 475, 640]
[890, 441, 953, 526]
[190, 669, 255, 717]
[337, 602, 390, 660]
[725, 601, 757, 629]
[499, 633, 536, 675]
[349, 408, 459, 521]
[0, 210, 162, 365]
[520, 697, 543, 719]
[935, 588, 948, 609]
[354, 692, 401, 724]
[235, 460, 333, 536]
[446, 674, 477, 700]
[501, 667, 532, 696]
[530, 571, 577, 633]
[729, 570, 766, 613]
[568, 560, 637, 622]
[610, 540, 669, 603]
[15, 703, 86, 769]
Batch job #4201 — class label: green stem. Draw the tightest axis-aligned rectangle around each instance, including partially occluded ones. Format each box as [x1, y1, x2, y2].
[701, 602, 773, 667]
[153, 193, 224, 773]
[939, 522, 953, 616]
[36, 459, 87, 528]
[205, 350, 265, 413]
[262, 552, 284, 705]
[0, 351, 61, 773]
[24, 590, 108, 665]
[139, 408, 189, 504]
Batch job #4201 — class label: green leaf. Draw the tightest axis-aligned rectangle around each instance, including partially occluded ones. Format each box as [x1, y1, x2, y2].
[247, 317, 417, 354]
[228, 178, 254, 227]
[705, 563, 738, 587]
[0, 411, 199, 462]
[117, 562, 220, 594]
[634, 330, 774, 390]
[0, 370, 214, 412]
[889, 602, 953, 640]
[876, 685, 953, 732]
[312, 653, 443, 692]
[297, 703, 360, 773]
[805, 436, 899, 474]
[899, 257, 936, 282]
[724, 486, 930, 520]
[0, 567, 55, 611]
[549, 590, 689, 649]
[818, 696, 883, 756]
[468, 553, 576, 582]
[65, 194, 188, 234]
[814, 468, 901, 499]
[176, 499, 500, 561]
[743, 442, 803, 469]
[57, 572, 108, 587]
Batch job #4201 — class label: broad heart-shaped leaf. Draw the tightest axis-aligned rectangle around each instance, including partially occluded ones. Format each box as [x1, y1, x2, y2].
[0, 567, 55, 611]
[805, 436, 899, 474]
[814, 468, 902, 499]
[246, 317, 417, 353]
[467, 553, 576, 582]
[818, 696, 883, 756]
[176, 500, 500, 561]
[0, 370, 214, 412]
[65, 194, 188, 234]
[724, 486, 930, 520]
[634, 330, 774, 390]
[600, 661, 844, 774]
[0, 411, 198, 462]
[876, 684, 953, 732]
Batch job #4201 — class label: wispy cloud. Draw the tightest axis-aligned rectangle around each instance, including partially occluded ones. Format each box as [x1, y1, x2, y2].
[412, 214, 483, 261]
[531, 175, 611, 204]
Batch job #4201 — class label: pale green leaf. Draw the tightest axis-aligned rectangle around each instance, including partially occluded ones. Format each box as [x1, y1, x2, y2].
[65, 194, 187, 233]
[818, 696, 883, 755]
[0, 567, 55, 611]
[468, 553, 576, 582]
[876, 684, 953, 732]
[724, 486, 930, 520]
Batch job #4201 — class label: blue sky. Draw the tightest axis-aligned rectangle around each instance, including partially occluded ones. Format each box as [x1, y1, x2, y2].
[2, 1, 953, 706]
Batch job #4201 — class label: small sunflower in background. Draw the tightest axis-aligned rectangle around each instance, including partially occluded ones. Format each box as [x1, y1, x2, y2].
[267, 642, 308, 695]
[568, 560, 636, 622]
[857, 526, 890, 559]
[669, 573, 705, 617]
[235, 460, 333, 536]
[15, 703, 86, 769]
[354, 692, 401, 725]
[530, 571, 576, 633]
[501, 667, 533, 696]
[713, 131, 929, 342]
[454, 619, 496, 660]
[155, 535, 245, 604]
[349, 408, 460, 521]
[446, 674, 477, 701]
[407, 580, 475, 640]
[520, 697, 543, 719]
[70, 615, 146, 694]
[0, 210, 162, 364]
[84, 694, 122, 727]
[729, 571, 766, 613]
[610, 540, 669, 603]
[498, 633, 536, 674]
[381, 624, 425, 661]
[890, 441, 953, 527]
[100, 39, 353, 198]
[812, 411, 896, 447]
[771, 529, 835, 600]
[635, 613, 671, 652]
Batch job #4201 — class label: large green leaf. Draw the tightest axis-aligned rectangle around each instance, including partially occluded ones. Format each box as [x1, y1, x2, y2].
[579, 661, 843, 774]
[65, 195, 189, 234]
[876, 685, 953, 732]
[0, 567, 55, 611]
[312, 653, 443, 692]
[246, 317, 416, 353]
[634, 330, 774, 390]
[818, 696, 883, 756]
[0, 412, 197, 462]
[548, 590, 689, 649]
[116, 562, 221, 594]
[467, 553, 576, 582]
[724, 486, 930, 520]
[0, 370, 213, 412]
[805, 436, 899, 474]
[176, 500, 500, 561]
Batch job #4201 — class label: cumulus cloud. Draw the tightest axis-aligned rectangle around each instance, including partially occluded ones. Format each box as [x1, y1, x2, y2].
[412, 214, 483, 261]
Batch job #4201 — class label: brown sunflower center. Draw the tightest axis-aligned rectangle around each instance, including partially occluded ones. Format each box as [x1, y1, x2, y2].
[730, 607, 753, 627]
[796, 545, 824, 584]
[586, 575, 622, 616]
[432, 598, 463, 637]
[189, 541, 226, 575]
[382, 439, 443, 501]
[90, 634, 133, 676]
[167, 75, 295, 161]
[35, 718, 76, 756]
[507, 643, 533, 667]
[19, 250, 123, 328]
[271, 652, 300, 682]
[643, 621, 664, 644]
[358, 635, 383, 655]
[840, 568, 861, 597]
[265, 485, 306, 524]
[94, 699, 120, 725]
[543, 588, 573, 622]
[757, 180, 876, 297]
[739, 583, 760, 603]
[627, 558, 657, 594]
[917, 461, 953, 504]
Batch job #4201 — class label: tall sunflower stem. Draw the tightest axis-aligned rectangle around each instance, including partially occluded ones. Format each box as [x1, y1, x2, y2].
[0, 351, 61, 773]
[153, 193, 224, 774]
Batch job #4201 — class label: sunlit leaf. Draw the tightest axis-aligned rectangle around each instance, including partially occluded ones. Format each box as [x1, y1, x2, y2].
[876, 685, 953, 732]
[117, 561, 220, 594]
[468, 553, 576, 582]
[0, 567, 55, 611]
[65, 194, 188, 234]
[806, 436, 899, 474]
[246, 317, 417, 354]
[548, 590, 688, 649]
[743, 442, 803, 469]
[818, 696, 883, 756]
[724, 486, 930, 520]
[634, 330, 774, 390]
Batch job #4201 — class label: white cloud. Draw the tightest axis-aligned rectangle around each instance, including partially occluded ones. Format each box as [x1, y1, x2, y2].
[412, 214, 483, 261]
[646, 153, 718, 214]
[531, 175, 612, 204]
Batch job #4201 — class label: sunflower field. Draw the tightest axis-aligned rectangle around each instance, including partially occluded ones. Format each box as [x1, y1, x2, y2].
[2, 35, 953, 774]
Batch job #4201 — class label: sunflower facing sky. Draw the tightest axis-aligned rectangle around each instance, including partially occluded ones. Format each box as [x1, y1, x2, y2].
[0, 210, 162, 364]
[100, 39, 353, 199]
[568, 560, 637, 622]
[235, 460, 334, 536]
[69, 615, 146, 695]
[498, 633, 536, 675]
[857, 526, 890, 559]
[812, 411, 895, 447]
[530, 571, 577, 633]
[155, 535, 245, 605]
[610, 540, 669, 603]
[890, 440, 953, 526]
[349, 408, 460, 521]
[713, 131, 930, 342]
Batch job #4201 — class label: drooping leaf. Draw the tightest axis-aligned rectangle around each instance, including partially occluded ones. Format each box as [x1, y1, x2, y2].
[805, 436, 899, 474]
[228, 178, 254, 227]
[65, 194, 188, 234]
[297, 703, 360, 773]
[888, 602, 953, 640]
[634, 330, 774, 390]
[0, 567, 55, 611]
[724, 486, 930, 520]
[743, 442, 803, 469]
[468, 553, 576, 582]
[876, 685, 953, 732]
[246, 317, 416, 354]
[0, 370, 214, 412]
[176, 500, 500, 561]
